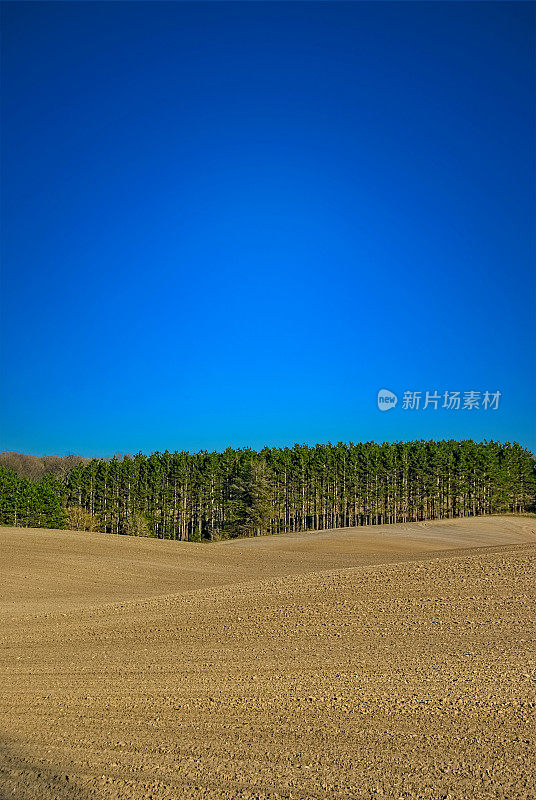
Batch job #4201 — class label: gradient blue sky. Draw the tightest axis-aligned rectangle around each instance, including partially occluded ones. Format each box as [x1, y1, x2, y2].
[1, 1, 535, 457]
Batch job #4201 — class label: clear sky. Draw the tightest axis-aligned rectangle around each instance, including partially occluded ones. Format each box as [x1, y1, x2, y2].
[1, 1, 534, 457]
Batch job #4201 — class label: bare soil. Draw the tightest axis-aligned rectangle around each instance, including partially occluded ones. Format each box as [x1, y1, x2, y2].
[1, 516, 535, 799]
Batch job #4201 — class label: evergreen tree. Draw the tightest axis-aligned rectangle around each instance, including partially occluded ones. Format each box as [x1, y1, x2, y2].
[227, 459, 272, 538]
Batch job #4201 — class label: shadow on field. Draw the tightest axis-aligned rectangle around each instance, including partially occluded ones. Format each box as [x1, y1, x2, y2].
[0, 740, 99, 800]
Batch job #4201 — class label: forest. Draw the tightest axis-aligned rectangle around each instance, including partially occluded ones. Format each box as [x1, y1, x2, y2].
[0, 440, 534, 539]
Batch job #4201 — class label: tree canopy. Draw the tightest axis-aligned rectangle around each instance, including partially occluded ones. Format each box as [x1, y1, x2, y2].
[0, 440, 534, 539]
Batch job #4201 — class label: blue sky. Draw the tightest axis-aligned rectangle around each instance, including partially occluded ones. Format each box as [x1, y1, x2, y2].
[1, 1, 534, 457]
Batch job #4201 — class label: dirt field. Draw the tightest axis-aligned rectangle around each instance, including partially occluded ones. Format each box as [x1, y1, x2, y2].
[1, 516, 535, 800]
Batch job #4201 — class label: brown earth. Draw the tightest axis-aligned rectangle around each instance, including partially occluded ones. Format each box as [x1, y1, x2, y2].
[0, 515, 535, 799]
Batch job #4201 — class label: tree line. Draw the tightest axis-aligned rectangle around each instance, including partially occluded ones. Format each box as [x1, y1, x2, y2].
[0, 440, 534, 538]
[0, 468, 65, 529]
[0, 451, 88, 481]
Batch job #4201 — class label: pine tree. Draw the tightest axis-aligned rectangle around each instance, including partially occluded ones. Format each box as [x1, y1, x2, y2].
[227, 459, 272, 538]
